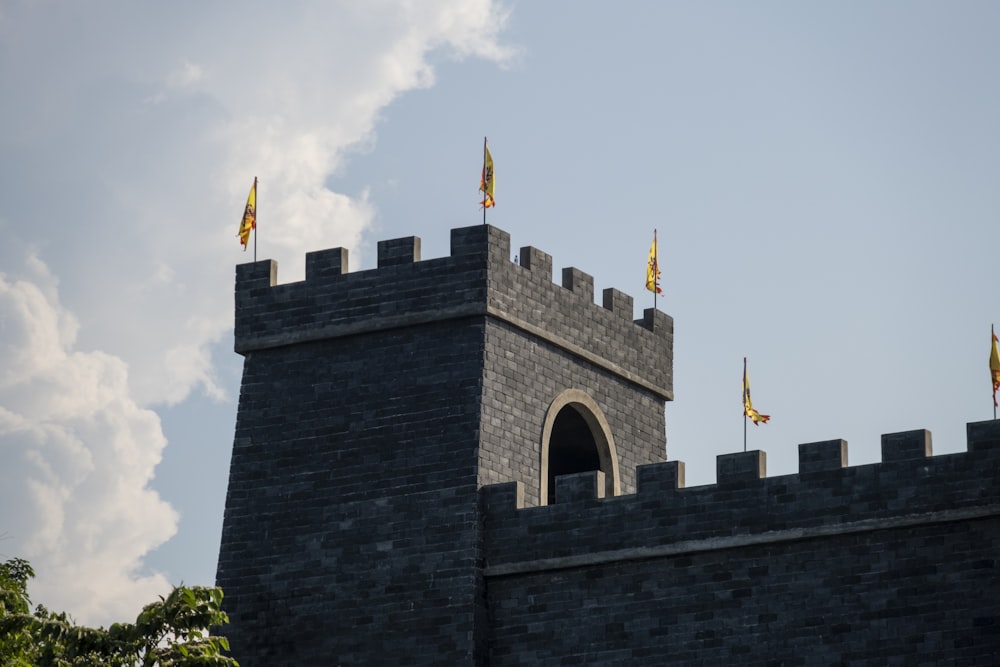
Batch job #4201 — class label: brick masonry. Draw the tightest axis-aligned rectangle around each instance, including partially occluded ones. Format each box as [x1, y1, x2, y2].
[217, 224, 998, 665]
[481, 424, 1000, 663]
[218, 225, 671, 665]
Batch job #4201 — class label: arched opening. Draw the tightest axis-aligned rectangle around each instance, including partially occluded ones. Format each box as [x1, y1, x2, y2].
[540, 389, 619, 505]
[548, 406, 601, 504]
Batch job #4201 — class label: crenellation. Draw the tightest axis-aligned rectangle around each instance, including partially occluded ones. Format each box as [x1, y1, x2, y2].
[236, 258, 277, 290]
[601, 287, 633, 320]
[305, 247, 348, 280]
[798, 439, 848, 474]
[560, 267, 593, 301]
[518, 246, 552, 278]
[635, 307, 672, 334]
[968, 419, 1000, 451]
[636, 460, 685, 492]
[881, 429, 932, 461]
[716, 450, 766, 484]
[220, 221, 1000, 664]
[554, 470, 605, 503]
[233, 224, 672, 399]
[451, 224, 508, 259]
[376, 235, 419, 267]
[481, 422, 1000, 574]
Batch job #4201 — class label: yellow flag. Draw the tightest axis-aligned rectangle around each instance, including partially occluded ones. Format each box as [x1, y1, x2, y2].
[743, 361, 770, 425]
[479, 143, 495, 209]
[645, 231, 662, 294]
[238, 178, 256, 250]
[990, 328, 1000, 408]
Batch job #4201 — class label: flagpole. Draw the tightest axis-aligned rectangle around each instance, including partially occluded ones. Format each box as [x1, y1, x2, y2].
[654, 229, 658, 311]
[743, 356, 748, 453]
[994, 324, 997, 421]
[482, 137, 488, 225]
[253, 176, 258, 262]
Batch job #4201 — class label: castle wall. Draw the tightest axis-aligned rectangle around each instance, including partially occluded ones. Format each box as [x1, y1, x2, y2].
[484, 244, 673, 403]
[219, 322, 486, 664]
[476, 237, 671, 506]
[219, 222, 997, 665]
[219, 224, 673, 665]
[486, 517, 997, 664]
[220, 229, 500, 664]
[480, 317, 666, 505]
[481, 422, 1000, 663]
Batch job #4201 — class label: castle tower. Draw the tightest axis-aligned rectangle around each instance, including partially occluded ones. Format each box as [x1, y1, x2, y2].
[216, 224, 673, 664]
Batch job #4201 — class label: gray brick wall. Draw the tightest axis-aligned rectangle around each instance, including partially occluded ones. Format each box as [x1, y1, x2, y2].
[218, 223, 998, 665]
[479, 318, 666, 506]
[218, 224, 672, 665]
[480, 421, 1000, 663]
[219, 322, 486, 665]
[486, 518, 998, 664]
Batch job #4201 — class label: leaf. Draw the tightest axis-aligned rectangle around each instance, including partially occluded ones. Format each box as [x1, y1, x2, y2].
[1, 560, 238, 667]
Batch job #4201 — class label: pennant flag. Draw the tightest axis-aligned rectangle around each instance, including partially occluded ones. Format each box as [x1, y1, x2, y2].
[480, 142, 495, 209]
[645, 230, 662, 294]
[991, 328, 1000, 408]
[743, 360, 770, 425]
[238, 177, 257, 250]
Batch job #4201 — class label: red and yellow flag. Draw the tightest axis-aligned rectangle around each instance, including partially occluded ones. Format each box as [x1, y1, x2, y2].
[990, 328, 1000, 408]
[238, 178, 257, 250]
[743, 360, 770, 425]
[645, 230, 662, 294]
[479, 143, 495, 209]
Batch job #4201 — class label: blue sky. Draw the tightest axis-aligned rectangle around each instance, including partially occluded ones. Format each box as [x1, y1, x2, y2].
[1, 1, 998, 626]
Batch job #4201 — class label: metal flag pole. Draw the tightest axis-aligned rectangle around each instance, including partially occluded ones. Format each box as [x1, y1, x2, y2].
[653, 228, 658, 311]
[253, 176, 258, 262]
[482, 136, 488, 225]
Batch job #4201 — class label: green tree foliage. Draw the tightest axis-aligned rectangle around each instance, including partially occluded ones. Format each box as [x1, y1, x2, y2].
[0, 558, 238, 667]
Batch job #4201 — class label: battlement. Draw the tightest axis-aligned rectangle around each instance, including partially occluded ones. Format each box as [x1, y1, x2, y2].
[223, 217, 999, 662]
[235, 224, 673, 398]
[481, 420, 1000, 576]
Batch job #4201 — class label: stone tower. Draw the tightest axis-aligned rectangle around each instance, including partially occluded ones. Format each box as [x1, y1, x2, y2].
[215, 224, 673, 664]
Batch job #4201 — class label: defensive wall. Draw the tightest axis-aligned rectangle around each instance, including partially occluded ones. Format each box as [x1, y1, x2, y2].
[219, 224, 673, 664]
[219, 222, 998, 665]
[233, 224, 672, 399]
[480, 422, 1000, 663]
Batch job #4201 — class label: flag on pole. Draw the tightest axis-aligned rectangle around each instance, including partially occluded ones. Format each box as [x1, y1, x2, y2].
[480, 143, 495, 209]
[743, 361, 770, 425]
[645, 231, 662, 294]
[990, 328, 1000, 408]
[238, 177, 257, 250]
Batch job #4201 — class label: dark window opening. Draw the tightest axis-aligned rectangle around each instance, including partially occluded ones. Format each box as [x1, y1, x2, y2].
[547, 406, 601, 504]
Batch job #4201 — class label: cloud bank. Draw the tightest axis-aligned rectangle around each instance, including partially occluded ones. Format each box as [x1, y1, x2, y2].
[0, 257, 176, 623]
[0, 0, 510, 625]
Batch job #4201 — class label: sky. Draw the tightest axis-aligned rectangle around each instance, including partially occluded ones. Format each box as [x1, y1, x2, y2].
[0, 1, 998, 627]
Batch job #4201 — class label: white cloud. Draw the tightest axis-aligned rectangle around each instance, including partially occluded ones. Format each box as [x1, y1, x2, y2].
[0, 262, 177, 626]
[0, 0, 513, 407]
[0, 0, 511, 624]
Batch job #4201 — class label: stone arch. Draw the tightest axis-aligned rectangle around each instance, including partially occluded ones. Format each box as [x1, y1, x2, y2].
[539, 389, 620, 505]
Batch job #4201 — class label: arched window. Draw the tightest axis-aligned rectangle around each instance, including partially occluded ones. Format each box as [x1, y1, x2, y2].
[540, 389, 620, 505]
